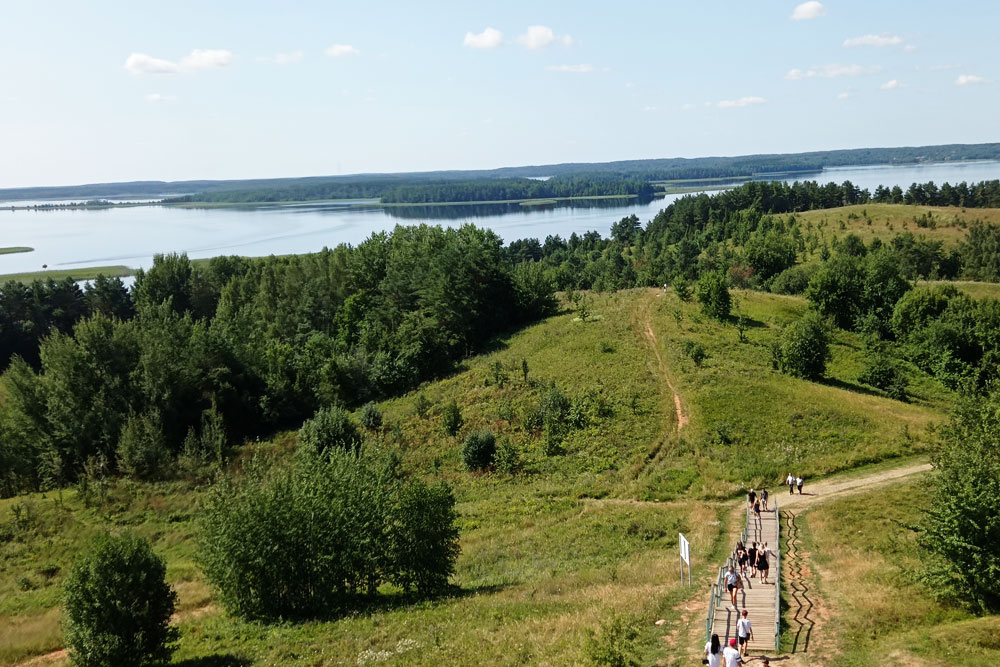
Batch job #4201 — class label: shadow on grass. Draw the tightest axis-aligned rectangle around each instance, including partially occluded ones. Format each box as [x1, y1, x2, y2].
[819, 376, 886, 398]
[174, 656, 251, 667]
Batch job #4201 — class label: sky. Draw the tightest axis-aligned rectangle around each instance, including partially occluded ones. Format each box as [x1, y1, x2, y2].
[1, 0, 998, 187]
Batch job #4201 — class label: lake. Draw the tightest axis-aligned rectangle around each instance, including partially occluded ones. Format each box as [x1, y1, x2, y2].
[2, 160, 999, 276]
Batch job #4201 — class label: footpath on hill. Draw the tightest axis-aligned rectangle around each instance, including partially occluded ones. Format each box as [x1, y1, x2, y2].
[666, 460, 933, 666]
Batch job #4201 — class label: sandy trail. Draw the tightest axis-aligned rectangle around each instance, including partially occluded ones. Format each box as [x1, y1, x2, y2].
[775, 462, 932, 509]
[638, 291, 688, 433]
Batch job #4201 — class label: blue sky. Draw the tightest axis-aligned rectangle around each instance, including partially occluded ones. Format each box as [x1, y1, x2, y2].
[1, 1, 997, 187]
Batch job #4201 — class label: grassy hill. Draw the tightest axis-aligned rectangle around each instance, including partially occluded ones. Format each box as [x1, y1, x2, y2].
[0, 288, 960, 665]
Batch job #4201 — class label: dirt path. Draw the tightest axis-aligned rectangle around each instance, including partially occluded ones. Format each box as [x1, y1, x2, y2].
[776, 462, 932, 510]
[638, 290, 688, 433]
[14, 604, 218, 667]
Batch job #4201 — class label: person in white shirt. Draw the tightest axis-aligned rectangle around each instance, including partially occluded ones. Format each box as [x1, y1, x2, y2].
[786, 473, 795, 494]
[722, 638, 744, 666]
[725, 566, 741, 608]
[704, 633, 722, 667]
[737, 609, 754, 656]
[796, 475, 804, 494]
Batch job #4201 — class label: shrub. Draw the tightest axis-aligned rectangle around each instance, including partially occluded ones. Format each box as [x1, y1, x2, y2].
[298, 405, 361, 455]
[413, 393, 432, 418]
[494, 437, 521, 474]
[695, 272, 731, 320]
[520, 404, 543, 432]
[919, 395, 1000, 612]
[858, 344, 908, 401]
[462, 429, 496, 471]
[583, 614, 640, 667]
[359, 402, 383, 431]
[200, 449, 459, 620]
[540, 383, 571, 427]
[773, 311, 831, 380]
[671, 276, 692, 301]
[116, 411, 169, 480]
[770, 263, 818, 295]
[682, 340, 707, 366]
[64, 533, 178, 667]
[442, 400, 463, 437]
[387, 480, 460, 594]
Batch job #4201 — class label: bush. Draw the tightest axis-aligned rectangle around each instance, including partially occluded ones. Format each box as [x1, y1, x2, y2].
[200, 449, 459, 619]
[413, 393, 432, 418]
[695, 272, 731, 320]
[770, 263, 819, 295]
[540, 383, 571, 427]
[298, 405, 361, 455]
[359, 402, 383, 431]
[64, 533, 178, 667]
[670, 276, 692, 301]
[681, 339, 707, 366]
[583, 614, 640, 667]
[773, 311, 831, 380]
[920, 395, 1000, 613]
[858, 343, 908, 401]
[442, 400, 463, 437]
[494, 437, 521, 474]
[116, 411, 169, 480]
[462, 429, 496, 471]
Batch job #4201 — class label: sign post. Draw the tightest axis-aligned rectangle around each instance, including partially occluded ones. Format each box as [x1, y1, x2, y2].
[678, 532, 691, 585]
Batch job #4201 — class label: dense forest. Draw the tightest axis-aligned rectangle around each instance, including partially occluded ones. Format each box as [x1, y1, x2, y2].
[4, 178, 1000, 496]
[165, 176, 655, 205]
[3, 142, 998, 203]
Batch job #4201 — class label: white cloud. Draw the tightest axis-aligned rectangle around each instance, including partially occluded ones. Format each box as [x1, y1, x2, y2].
[516, 25, 572, 49]
[125, 53, 180, 75]
[145, 93, 176, 103]
[125, 49, 232, 75]
[791, 1, 826, 20]
[956, 74, 987, 85]
[624, 82, 635, 88]
[930, 64, 961, 71]
[880, 79, 902, 90]
[903, 45, 917, 53]
[325, 44, 360, 57]
[259, 50, 304, 65]
[180, 49, 233, 70]
[843, 34, 903, 48]
[681, 103, 696, 110]
[836, 92, 850, 99]
[785, 64, 881, 79]
[464, 27, 503, 49]
[546, 64, 598, 73]
[717, 96, 766, 109]
[643, 105, 657, 112]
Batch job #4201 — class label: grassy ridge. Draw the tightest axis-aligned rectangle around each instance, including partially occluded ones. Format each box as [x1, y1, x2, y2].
[0, 288, 958, 665]
[0, 247, 33, 255]
[800, 481, 1000, 665]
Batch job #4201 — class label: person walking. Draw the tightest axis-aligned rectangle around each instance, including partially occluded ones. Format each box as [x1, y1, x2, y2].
[758, 542, 773, 584]
[704, 633, 722, 667]
[752, 497, 762, 523]
[747, 487, 756, 510]
[796, 474, 804, 495]
[737, 609, 754, 657]
[723, 638, 744, 666]
[761, 488, 769, 511]
[786, 473, 795, 494]
[736, 542, 749, 577]
[725, 566, 740, 608]
[747, 542, 758, 579]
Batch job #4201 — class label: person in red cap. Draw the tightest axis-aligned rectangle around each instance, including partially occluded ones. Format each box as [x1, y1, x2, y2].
[722, 637, 744, 666]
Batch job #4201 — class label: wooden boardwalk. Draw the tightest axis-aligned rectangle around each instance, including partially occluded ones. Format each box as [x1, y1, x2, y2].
[707, 506, 780, 654]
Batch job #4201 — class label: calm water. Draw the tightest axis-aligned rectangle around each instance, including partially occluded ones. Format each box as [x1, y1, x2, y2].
[2, 160, 999, 275]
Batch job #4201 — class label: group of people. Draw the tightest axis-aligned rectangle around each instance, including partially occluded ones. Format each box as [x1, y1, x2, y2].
[785, 473, 804, 495]
[746, 487, 768, 521]
[735, 540, 773, 586]
[704, 632, 769, 666]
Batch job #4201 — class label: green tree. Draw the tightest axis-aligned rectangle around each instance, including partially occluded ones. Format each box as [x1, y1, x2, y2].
[462, 429, 496, 470]
[919, 395, 1000, 612]
[442, 400, 463, 437]
[298, 405, 361, 455]
[64, 533, 178, 667]
[695, 272, 731, 320]
[805, 254, 864, 329]
[773, 311, 831, 380]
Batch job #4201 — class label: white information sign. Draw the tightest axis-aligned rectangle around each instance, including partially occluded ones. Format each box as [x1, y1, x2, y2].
[679, 533, 690, 564]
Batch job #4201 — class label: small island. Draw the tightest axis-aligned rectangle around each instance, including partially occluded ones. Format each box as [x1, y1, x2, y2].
[0, 246, 34, 255]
